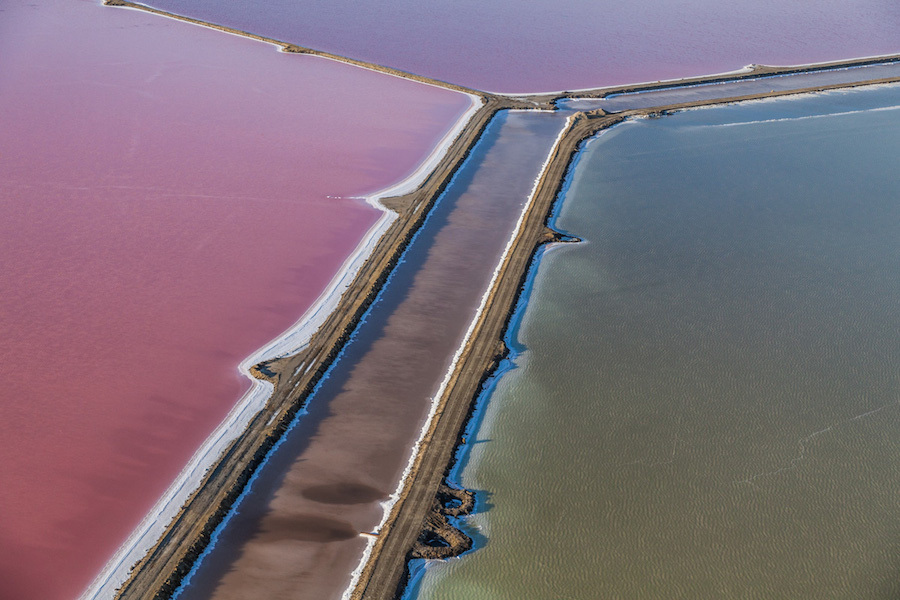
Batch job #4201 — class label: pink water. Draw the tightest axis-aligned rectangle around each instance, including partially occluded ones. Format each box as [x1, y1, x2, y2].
[141, 0, 899, 93]
[0, 2, 471, 599]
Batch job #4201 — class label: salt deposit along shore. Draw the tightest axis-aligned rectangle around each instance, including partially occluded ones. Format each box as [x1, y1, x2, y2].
[80, 93, 482, 600]
[0, 1, 476, 599]
[118, 59, 892, 597]
[109, 96, 522, 600]
[165, 107, 569, 600]
[408, 84, 900, 600]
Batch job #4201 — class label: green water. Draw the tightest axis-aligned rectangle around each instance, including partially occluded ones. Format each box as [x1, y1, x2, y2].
[413, 85, 900, 599]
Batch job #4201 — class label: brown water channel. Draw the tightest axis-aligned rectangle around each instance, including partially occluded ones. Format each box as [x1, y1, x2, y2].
[173, 110, 566, 600]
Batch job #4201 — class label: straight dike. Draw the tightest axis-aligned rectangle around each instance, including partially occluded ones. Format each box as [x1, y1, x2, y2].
[112, 94, 515, 600]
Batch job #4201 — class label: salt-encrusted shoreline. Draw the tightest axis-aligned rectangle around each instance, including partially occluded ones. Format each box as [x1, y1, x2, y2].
[351, 74, 900, 600]
[100, 83, 509, 600]
[241, 93, 481, 362]
[78, 85, 481, 600]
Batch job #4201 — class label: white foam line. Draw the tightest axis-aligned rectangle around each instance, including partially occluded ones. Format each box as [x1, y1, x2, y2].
[667, 81, 900, 117]
[113, 0, 900, 108]
[109, 0, 900, 100]
[495, 53, 900, 97]
[561, 62, 900, 107]
[110, 1, 476, 96]
[341, 113, 574, 600]
[361, 96, 483, 202]
[92, 5, 895, 597]
[691, 102, 900, 128]
[494, 66, 756, 97]
[79, 90, 481, 600]
[761, 52, 900, 70]
[243, 96, 481, 364]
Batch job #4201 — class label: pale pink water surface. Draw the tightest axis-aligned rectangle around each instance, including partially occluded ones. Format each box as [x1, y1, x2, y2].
[142, 0, 899, 93]
[0, 1, 471, 599]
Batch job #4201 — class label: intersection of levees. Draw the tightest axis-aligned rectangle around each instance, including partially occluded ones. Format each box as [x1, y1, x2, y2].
[3, 1, 899, 599]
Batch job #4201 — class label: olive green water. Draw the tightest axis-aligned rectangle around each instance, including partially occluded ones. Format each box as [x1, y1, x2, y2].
[413, 85, 900, 599]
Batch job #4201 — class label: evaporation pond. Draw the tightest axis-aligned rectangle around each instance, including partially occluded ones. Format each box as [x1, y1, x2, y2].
[0, 1, 471, 598]
[141, 0, 899, 92]
[413, 85, 900, 599]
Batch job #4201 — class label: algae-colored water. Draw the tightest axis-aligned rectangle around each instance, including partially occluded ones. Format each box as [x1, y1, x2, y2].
[413, 85, 900, 599]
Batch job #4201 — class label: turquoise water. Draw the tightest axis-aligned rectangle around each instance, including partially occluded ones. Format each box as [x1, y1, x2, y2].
[412, 85, 900, 599]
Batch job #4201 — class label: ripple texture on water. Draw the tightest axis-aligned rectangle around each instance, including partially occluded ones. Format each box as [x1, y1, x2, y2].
[414, 85, 900, 600]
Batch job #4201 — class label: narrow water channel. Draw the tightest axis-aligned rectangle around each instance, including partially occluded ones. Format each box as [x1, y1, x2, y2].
[174, 110, 567, 600]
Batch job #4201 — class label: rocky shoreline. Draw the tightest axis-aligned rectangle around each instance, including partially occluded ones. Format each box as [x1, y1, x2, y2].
[411, 484, 477, 560]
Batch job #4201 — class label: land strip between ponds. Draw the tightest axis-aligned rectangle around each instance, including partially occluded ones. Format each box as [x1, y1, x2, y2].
[167, 109, 570, 600]
[525, 53, 900, 103]
[102, 0, 530, 102]
[351, 73, 900, 600]
[109, 94, 517, 600]
[103, 0, 896, 106]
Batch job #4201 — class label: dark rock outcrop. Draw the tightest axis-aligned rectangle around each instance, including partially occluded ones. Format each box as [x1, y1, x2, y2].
[410, 484, 475, 560]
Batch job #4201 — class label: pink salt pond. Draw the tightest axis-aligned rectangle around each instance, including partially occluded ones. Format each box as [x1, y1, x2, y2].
[142, 0, 900, 93]
[0, 1, 472, 599]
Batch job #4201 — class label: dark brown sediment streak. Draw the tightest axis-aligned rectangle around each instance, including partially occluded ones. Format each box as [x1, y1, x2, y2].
[90, 3, 542, 598]
[352, 73, 900, 600]
[350, 109, 622, 600]
[115, 58, 897, 600]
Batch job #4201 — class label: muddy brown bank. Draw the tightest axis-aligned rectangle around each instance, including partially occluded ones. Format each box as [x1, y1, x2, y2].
[170, 109, 567, 600]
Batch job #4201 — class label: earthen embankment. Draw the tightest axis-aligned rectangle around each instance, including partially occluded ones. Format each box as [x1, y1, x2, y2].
[111, 93, 513, 599]
[352, 71, 900, 600]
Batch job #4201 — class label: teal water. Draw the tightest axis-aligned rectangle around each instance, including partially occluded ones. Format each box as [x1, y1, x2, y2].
[413, 85, 900, 599]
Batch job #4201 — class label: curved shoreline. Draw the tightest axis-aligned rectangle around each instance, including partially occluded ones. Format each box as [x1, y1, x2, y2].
[351, 74, 900, 600]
